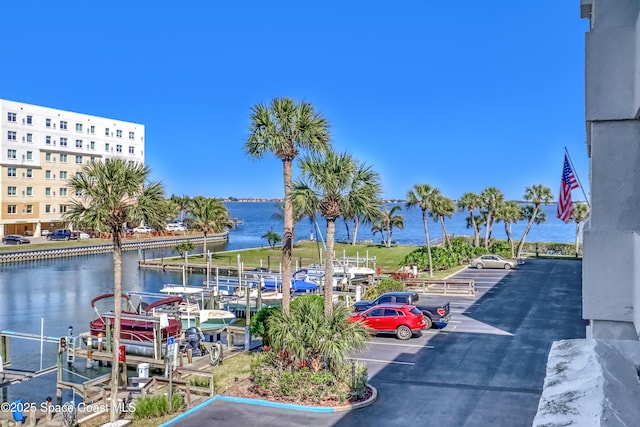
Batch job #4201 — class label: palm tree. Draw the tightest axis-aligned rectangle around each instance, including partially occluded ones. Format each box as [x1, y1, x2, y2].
[572, 202, 590, 256]
[245, 97, 331, 315]
[406, 184, 440, 277]
[457, 192, 482, 247]
[293, 151, 381, 316]
[343, 161, 383, 245]
[516, 185, 553, 257]
[64, 159, 165, 423]
[430, 194, 455, 249]
[189, 196, 233, 255]
[372, 205, 404, 248]
[262, 227, 282, 249]
[479, 187, 505, 249]
[496, 201, 522, 258]
[170, 194, 191, 222]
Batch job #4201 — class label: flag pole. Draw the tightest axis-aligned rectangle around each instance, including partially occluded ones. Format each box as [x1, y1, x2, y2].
[564, 147, 590, 208]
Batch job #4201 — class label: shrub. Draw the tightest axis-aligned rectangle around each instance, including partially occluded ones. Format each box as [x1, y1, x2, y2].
[249, 306, 281, 346]
[133, 390, 185, 419]
[362, 279, 406, 300]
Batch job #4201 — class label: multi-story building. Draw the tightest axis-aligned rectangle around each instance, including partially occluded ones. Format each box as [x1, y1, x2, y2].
[0, 99, 145, 237]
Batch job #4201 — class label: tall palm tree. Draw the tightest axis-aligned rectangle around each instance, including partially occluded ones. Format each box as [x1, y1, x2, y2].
[293, 151, 381, 317]
[479, 187, 505, 249]
[496, 200, 522, 258]
[572, 202, 590, 256]
[457, 192, 482, 247]
[516, 184, 553, 257]
[189, 196, 233, 255]
[343, 161, 383, 245]
[64, 159, 165, 423]
[245, 97, 331, 315]
[372, 205, 404, 248]
[430, 194, 455, 249]
[406, 184, 440, 277]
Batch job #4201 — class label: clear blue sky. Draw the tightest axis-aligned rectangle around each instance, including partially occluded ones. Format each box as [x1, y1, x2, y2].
[1, 1, 590, 201]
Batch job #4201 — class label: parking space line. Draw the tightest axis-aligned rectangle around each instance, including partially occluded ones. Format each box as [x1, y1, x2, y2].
[369, 341, 435, 349]
[351, 358, 416, 365]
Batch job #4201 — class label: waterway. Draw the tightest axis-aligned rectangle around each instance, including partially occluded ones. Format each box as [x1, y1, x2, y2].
[0, 202, 578, 404]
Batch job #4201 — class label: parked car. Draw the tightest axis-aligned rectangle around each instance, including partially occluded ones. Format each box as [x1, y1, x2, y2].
[469, 254, 517, 270]
[165, 223, 186, 232]
[46, 229, 73, 241]
[353, 291, 451, 329]
[2, 235, 31, 245]
[348, 303, 426, 340]
[133, 225, 153, 233]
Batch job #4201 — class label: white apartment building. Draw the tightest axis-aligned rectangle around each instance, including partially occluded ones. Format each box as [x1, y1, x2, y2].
[0, 99, 145, 237]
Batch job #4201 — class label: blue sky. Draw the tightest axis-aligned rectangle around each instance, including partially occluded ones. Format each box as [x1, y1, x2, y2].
[1, 1, 590, 201]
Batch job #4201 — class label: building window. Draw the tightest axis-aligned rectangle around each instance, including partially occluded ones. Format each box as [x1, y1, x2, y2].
[75, 155, 82, 164]
[129, 131, 135, 140]
[26, 205, 33, 214]
[26, 115, 32, 125]
[105, 127, 110, 136]
[89, 141, 95, 150]
[45, 204, 51, 214]
[7, 112, 16, 122]
[76, 123, 83, 132]
[75, 172, 81, 179]
[7, 186, 17, 196]
[46, 118, 51, 128]
[60, 137, 67, 147]
[7, 131, 17, 141]
[128, 146, 135, 154]
[59, 205, 67, 213]
[116, 130, 122, 138]
[60, 171, 68, 179]
[75, 139, 83, 148]
[26, 133, 32, 142]
[26, 169, 32, 178]
[26, 151, 33, 160]
[60, 121, 67, 130]
[116, 144, 122, 153]
[8, 205, 17, 214]
[60, 188, 68, 196]
[46, 136, 51, 145]
[60, 154, 67, 163]
[8, 167, 16, 177]
[45, 153, 51, 162]
[45, 187, 51, 197]
[26, 187, 32, 196]
[45, 170, 51, 179]
[105, 143, 110, 152]
[90, 125, 95, 134]
[7, 149, 17, 159]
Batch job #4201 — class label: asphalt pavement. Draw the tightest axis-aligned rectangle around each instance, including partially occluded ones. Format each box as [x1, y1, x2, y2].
[168, 258, 586, 427]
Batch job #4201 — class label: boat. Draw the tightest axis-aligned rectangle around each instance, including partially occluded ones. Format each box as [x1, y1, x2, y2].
[87, 293, 182, 357]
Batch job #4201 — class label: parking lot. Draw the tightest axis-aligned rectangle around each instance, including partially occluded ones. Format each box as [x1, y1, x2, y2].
[179, 258, 586, 427]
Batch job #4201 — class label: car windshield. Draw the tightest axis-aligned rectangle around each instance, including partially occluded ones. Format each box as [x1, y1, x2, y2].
[409, 307, 422, 316]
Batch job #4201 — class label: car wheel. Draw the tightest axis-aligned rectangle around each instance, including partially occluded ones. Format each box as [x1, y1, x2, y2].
[396, 325, 412, 340]
[504, 264, 511, 270]
[475, 263, 484, 269]
[422, 315, 433, 329]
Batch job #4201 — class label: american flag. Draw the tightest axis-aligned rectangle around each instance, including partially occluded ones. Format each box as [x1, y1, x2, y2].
[557, 154, 579, 223]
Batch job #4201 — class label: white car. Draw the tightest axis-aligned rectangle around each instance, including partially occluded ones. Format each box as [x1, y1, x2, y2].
[133, 225, 153, 233]
[166, 223, 186, 232]
[78, 232, 91, 240]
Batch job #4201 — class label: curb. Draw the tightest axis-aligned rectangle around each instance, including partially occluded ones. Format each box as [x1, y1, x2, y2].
[158, 383, 377, 426]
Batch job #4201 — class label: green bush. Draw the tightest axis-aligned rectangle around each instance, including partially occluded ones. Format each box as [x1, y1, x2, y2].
[362, 279, 406, 300]
[488, 240, 512, 257]
[249, 306, 281, 345]
[133, 390, 185, 419]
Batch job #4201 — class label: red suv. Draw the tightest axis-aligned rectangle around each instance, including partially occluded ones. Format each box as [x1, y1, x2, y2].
[348, 303, 426, 340]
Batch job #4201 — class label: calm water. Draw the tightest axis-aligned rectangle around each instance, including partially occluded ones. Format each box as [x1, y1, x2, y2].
[0, 202, 577, 404]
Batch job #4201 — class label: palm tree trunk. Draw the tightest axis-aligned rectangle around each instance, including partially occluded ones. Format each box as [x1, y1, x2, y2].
[439, 216, 450, 248]
[351, 219, 360, 246]
[110, 231, 122, 422]
[324, 219, 336, 317]
[484, 216, 490, 249]
[281, 160, 293, 315]
[516, 207, 539, 258]
[344, 221, 351, 244]
[422, 211, 434, 278]
[469, 209, 480, 247]
[505, 222, 514, 258]
[387, 225, 393, 248]
[202, 232, 208, 257]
